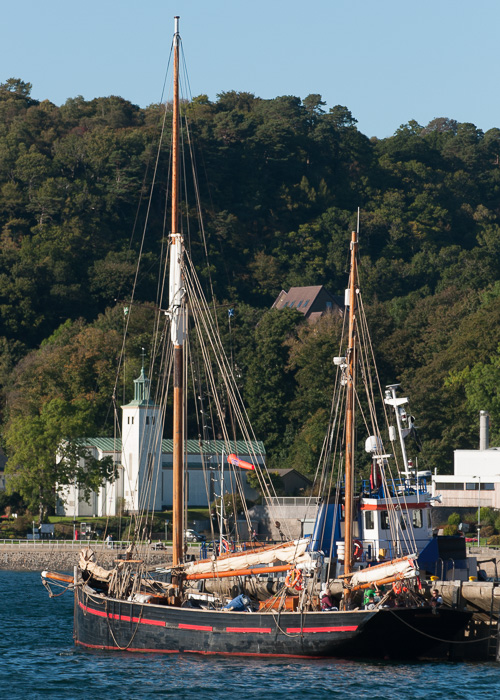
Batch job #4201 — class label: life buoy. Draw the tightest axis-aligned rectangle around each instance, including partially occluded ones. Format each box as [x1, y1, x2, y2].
[392, 581, 402, 595]
[353, 539, 363, 561]
[285, 568, 303, 591]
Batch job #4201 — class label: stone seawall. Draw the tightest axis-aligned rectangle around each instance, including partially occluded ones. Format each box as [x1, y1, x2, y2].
[0, 548, 172, 572]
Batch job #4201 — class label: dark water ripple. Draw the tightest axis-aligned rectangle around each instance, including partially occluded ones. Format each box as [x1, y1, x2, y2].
[1, 571, 499, 699]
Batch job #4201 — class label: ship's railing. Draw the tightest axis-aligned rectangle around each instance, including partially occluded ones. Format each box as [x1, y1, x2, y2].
[267, 497, 322, 507]
[351, 536, 431, 563]
[0, 539, 132, 549]
[360, 476, 430, 499]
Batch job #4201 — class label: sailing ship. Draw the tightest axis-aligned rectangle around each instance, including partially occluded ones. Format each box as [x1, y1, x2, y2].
[43, 17, 471, 659]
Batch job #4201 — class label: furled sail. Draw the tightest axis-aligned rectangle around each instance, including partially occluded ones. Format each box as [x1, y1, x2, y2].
[183, 539, 311, 576]
[349, 555, 418, 588]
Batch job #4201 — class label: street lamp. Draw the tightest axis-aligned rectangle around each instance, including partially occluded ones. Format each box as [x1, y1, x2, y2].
[472, 475, 481, 546]
[477, 475, 481, 547]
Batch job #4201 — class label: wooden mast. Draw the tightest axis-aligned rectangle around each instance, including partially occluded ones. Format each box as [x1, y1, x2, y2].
[170, 16, 184, 567]
[343, 229, 358, 599]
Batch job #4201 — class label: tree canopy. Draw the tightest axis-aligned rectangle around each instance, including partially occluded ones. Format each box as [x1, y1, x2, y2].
[2, 80, 500, 511]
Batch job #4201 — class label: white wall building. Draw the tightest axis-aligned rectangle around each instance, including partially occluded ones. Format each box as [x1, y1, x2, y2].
[432, 411, 500, 510]
[56, 368, 263, 516]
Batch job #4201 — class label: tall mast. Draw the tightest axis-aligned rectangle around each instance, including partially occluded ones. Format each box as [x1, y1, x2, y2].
[169, 15, 185, 566]
[343, 229, 358, 589]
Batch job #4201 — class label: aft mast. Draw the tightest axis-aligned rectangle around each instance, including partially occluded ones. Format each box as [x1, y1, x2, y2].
[343, 229, 358, 602]
[169, 15, 185, 567]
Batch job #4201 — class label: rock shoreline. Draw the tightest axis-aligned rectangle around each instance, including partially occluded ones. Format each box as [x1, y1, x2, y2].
[0, 548, 172, 572]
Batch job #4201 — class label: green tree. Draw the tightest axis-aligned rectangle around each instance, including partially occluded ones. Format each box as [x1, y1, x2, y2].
[4, 398, 113, 520]
[244, 308, 300, 461]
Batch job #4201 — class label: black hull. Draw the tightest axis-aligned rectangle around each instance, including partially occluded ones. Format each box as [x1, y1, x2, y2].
[74, 586, 471, 659]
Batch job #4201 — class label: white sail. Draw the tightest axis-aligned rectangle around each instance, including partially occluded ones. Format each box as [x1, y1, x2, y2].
[183, 539, 311, 575]
[349, 556, 418, 588]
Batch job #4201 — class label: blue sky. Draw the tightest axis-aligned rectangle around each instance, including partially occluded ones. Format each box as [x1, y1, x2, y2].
[2, 0, 499, 138]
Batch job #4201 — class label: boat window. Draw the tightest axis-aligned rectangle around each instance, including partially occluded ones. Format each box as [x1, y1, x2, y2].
[400, 515, 407, 530]
[427, 510, 432, 528]
[412, 509, 423, 528]
[364, 510, 374, 530]
[380, 511, 389, 530]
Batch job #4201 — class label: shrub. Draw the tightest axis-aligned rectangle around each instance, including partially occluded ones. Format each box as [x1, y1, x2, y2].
[480, 524, 495, 538]
[54, 523, 73, 539]
[487, 535, 500, 546]
[9, 513, 34, 536]
[448, 513, 461, 527]
[443, 524, 458, 536]
[479, 507, 495, 527]
[464, 512, 478, 524]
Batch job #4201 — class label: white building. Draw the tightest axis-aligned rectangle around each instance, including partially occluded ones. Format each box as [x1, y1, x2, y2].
[432, 411, 500, 510]
[56, 368, 263, 516]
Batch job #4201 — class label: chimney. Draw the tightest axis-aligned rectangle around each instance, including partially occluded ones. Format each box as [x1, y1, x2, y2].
[480, 410, 489, 450]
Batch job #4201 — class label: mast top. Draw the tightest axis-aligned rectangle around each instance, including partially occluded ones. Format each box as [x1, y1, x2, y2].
[174, 16, 180, 44]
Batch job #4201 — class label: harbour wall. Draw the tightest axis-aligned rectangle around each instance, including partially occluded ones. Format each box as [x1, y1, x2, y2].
[0, 546, 173, 571]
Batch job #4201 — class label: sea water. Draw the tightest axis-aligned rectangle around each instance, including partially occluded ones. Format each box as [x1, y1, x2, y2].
[1, 570, 499, 700]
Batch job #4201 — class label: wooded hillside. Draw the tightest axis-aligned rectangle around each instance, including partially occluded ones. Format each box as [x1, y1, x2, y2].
[2, 78, 500, 510]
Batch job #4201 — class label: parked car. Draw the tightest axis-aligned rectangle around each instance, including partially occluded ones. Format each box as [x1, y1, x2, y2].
[184, 529, 205, 542]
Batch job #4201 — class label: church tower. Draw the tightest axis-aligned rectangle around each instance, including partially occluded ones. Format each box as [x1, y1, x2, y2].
[121, 365, 163, 513]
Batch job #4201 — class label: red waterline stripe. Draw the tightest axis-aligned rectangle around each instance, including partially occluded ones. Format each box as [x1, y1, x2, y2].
[79, 601, 164, 627]
[178, 623, 213, 632]
[75, 640, 321, 658]
[226, 627, 272, 634]
[286, 625, 358, 633]
[76, 640, 178, 653]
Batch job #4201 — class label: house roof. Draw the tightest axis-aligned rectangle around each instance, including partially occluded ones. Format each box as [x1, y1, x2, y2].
[272, 468, 312, 483]
[77, 437, 265, 456]
[272, 285, 343, 319]
[161, 439, 265, 455]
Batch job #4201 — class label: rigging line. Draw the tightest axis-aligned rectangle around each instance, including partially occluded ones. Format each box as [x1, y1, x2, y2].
[356, 287, 419, 555]
[183, 114, 220, 334]
[183, 268, 284, 536]
[182, 266, 261, 461]
[188, 350, 217, 543]
[184, 288, 268, 516]
[182, 263, 275, 513]
[182, 252, 262, 447]
[387, 609, 494, 645]
[112, 85, 172, 404]
[188, 312, 260, 531]
[126, 46, 173, 255]
[180, 45, 221, 332]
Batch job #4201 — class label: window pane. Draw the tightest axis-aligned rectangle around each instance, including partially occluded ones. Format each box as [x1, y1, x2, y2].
[364, 511, 374, 530]
[412, 509, 423, 528]
[380, 511, 389, 530]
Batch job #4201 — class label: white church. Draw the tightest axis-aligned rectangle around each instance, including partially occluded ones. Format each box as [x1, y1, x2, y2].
[56, 368, 263, 517]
